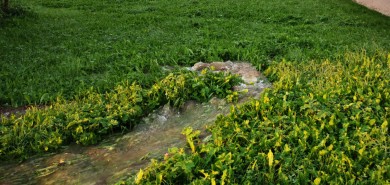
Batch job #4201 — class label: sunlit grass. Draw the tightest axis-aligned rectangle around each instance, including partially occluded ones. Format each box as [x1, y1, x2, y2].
[1, 0, 389, 106]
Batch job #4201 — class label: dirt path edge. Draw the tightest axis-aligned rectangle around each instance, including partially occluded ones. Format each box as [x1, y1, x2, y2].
[354, 0, 390, 17]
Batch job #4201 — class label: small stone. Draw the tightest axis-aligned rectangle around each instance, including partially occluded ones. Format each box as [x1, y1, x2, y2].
[202, 135, 212, 142]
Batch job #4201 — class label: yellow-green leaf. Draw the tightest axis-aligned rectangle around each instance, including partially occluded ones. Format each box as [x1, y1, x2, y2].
[156, 173, 162, 185]
[211, 178, 216, 185]
[381, 120, 388, 131]
[329, 114, 335, 126]
[369, 119, 376, 125]
[314, 177, 321, 185]
[264, 96, 270, 104]
[221, 169, 228, 185]
[283, 144, 291, 153]
[135, 169, 144, 184]
[268, 150, 274, 167]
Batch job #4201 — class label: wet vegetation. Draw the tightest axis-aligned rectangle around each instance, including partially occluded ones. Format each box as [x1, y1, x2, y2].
[0, 70, 240, 160]
[0, 0, 389, 184]
[122, 52, 389, 184]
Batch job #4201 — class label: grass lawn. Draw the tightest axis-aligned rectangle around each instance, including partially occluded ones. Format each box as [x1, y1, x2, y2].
[1, 0, 389, 107]
[1, 1, 389, 184]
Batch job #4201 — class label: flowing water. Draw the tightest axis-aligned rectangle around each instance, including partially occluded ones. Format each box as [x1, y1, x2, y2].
[0, 99, 231, 185]
[0, 62, 271, 185]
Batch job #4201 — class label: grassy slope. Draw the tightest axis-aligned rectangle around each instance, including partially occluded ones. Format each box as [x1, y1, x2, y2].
[1, 0, 389, 106]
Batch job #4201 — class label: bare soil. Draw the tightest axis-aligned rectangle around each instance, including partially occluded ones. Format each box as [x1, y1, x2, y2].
[355, 0, 390, 16]
[0, 106, 29, 117]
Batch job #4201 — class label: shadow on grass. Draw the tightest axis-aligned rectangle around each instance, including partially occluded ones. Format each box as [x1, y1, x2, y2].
[0, 5, 35, 22]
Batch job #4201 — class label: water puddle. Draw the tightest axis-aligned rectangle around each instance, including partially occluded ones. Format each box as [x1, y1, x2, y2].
[0, 62, 271, 185]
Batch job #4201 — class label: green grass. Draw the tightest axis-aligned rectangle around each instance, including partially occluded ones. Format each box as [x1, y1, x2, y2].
[1, 1, 389, 183]
[1, 0, 389, 107]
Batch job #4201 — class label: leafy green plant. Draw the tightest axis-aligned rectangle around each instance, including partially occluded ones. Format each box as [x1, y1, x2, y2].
[0, 70, 241, 160]
[119, 51, 389, 184]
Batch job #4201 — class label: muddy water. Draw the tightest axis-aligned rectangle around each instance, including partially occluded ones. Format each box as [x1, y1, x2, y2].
[0, 63, 271, 185]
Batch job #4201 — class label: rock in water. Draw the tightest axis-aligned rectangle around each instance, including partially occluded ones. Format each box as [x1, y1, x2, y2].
[191, 61, 261, 84]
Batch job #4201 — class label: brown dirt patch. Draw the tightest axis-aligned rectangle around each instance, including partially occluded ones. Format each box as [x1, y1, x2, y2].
[355, 0, 390, 16]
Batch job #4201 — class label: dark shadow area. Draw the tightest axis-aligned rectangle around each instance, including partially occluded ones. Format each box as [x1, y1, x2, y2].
[0, 4, 34, 23]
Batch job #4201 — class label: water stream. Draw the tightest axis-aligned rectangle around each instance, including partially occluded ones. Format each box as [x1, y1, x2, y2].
[0, 62, 270, 185]
[0, 99, 229, 184]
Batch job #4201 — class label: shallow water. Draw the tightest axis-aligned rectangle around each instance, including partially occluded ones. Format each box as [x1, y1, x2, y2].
[0, 99, 234, 185]
[0, 64, 271, 185]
